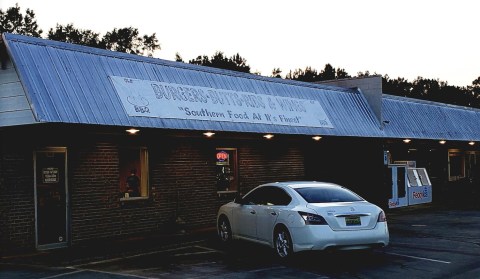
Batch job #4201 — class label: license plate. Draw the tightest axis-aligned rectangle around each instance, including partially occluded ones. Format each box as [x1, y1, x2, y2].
[345, 216, 361, 226]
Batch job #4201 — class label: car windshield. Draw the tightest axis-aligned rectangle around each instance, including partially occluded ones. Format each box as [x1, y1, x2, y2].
[295, 186, 364, 203]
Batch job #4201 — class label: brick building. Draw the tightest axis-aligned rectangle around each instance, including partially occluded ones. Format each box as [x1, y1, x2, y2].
[1, 33, 479, 254]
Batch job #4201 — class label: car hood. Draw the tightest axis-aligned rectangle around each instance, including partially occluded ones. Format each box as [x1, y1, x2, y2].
[306, 201, 382, 231]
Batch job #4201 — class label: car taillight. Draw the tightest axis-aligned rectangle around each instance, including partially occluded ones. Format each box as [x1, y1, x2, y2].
[377, 211, 387, 222]
[298, 211, 327, 225]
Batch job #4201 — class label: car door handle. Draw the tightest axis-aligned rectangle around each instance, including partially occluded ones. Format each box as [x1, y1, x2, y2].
[250, 210, 256, 214]
[270, 212, 277, 216]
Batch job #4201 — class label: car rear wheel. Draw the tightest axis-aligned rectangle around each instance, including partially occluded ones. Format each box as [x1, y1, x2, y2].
[274, 226, 293, 259]
[218, 216, 232, 243]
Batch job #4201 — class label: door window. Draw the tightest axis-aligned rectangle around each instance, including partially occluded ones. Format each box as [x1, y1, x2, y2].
[35, 148, 68, 249]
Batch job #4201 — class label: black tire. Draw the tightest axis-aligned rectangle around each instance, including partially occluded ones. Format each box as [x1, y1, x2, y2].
[274, 226, 294, 259]
[218, 216, 232, 243]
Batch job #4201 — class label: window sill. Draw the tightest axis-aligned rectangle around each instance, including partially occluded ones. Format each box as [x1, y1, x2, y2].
[120, 196, 149, 201]
[217, 190, 237, 197]
[217, 190, 237, 194]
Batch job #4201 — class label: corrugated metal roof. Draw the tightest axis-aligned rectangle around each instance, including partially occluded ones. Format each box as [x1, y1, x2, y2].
[382, 94, 480, 141]
[2, 33, 383, 137]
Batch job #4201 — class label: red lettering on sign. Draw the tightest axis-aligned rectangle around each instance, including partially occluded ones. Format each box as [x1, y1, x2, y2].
[216, 151, 228, 160]
[412, 192, 425, 199]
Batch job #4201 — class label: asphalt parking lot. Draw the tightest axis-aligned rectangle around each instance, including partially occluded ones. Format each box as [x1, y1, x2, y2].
[1, 204, 480, 279]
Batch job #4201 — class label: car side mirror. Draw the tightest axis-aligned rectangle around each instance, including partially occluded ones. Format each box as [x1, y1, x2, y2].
[234, 193, 244, 204]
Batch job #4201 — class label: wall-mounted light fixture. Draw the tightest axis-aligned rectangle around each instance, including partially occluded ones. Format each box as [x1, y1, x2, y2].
[403, 139, 411, 143]
[203, 131, 215, 137]
[263, 134, 274, 139]
[312, 136, 322, 141]
[439, 140, 446, 145]
[126, 128, 140, 135]
[468, 141, 475, 146]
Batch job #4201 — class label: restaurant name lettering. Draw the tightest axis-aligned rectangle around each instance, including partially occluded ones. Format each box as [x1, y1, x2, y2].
[110, 76, 333, 128]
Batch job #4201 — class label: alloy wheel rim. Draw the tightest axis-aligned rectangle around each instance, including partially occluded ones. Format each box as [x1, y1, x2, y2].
[219, 221, 229, 241]
[276, 231, 289, 257]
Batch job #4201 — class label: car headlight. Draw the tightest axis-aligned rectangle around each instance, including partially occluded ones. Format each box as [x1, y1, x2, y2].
[298, 211, 327, 225]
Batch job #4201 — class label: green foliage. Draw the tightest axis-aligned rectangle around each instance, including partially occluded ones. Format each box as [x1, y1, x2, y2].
[48, 25, 160, 56]
[2, 4, 160, 57]
[175, 52, 184, 62]
[271, 68, 282, 78]
[102, 27, 159, 56]
[286, 66, 319, 82]
[0, 3, 42, 37]
[188, 51, 251, 73]
[383, 75, 480, 108]
[285, 64, 351, 82]
[48, 24, 101, 48]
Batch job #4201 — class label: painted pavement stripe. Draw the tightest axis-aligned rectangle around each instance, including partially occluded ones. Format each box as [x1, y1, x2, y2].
[76, 268, 158, 278]
[37, 270, 85, 279]
[385, 252, 451, 264]
[70, 240, 206, 268]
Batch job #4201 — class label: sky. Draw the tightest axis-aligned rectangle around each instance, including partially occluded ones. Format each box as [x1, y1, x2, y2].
[2, 0, 479, 87]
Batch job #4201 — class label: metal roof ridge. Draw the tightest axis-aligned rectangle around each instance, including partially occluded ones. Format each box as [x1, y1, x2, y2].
[383, 93, 480, 113]
[3, 33, 358, 95]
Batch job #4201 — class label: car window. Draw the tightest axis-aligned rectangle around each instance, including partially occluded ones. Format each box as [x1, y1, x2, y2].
[241, 186, 292, 206]
[295, 186, 364, 203]
[264, 187, 292, 206]
[242, 187, 267, 205]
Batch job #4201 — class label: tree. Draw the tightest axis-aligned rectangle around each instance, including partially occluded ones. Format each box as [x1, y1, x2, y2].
[319, 63, 336, 80]
[48, 25, 160, 57]
[383, 74, 480, 108]
[48, 24, 101, 48]
[285, 66, 319, 82]
[2, 3, 160, 57]
[383, 75, 412, 97]
[0, 3, 42, 37]
[175, 52, 184, 62]
[188, 51, 251, 73]
[356, 70, 371, 77]
[336, 67, 351, 79]
[271, 68, 282, 78]
[99, 27, 159, 56]
[470, 77, 480, 96]
[285, 64, 351, 82]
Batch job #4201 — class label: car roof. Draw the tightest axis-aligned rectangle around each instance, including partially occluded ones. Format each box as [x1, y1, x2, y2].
[265, 181, 342, 189]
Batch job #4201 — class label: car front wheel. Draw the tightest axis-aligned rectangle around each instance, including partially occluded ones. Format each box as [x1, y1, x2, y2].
[274, 226, 293, 259]
[218, 216, 232, 243]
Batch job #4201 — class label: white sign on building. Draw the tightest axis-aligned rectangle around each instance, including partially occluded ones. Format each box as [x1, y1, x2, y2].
[110, 76, 334, 129]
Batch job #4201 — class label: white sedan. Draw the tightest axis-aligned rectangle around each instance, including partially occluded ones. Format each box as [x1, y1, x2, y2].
[217, 181, 389, 258]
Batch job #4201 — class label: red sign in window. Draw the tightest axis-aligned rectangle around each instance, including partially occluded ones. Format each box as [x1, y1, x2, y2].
[216, 151, 229, 161]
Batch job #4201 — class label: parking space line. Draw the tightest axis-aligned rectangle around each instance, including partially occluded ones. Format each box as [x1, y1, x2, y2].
[193, 245, 226, 253]
[193, 245, 218, 251]
[76, 268, 158, 278]
[172, 250, 220, 257]
[38, 270, 85, 279]
[124, 261, 219, 273]
[247, 266, 286, 273]
[69, 240, 206, 268]
[385, 252, 451, 264]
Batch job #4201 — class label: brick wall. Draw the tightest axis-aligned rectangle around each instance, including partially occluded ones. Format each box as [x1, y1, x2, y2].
[237, 140, 305, 193]
[0, 127, 307, 252]
[68, 135, 306, 243]
[0, 133, 35, 254]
